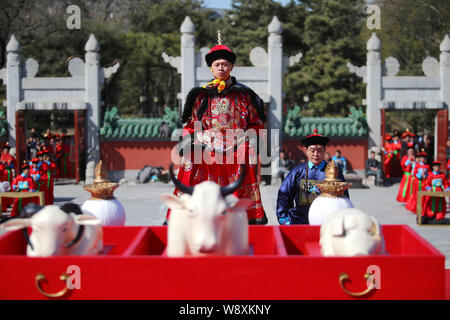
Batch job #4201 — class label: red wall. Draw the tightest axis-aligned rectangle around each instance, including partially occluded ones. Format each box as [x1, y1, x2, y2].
[101, 140, 178, 171]
[101, 138, 368, 171]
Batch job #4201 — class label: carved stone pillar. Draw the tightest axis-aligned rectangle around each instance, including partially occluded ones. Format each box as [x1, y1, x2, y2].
[366, 33, 382, 152]
[6, 35, 21, 151]
[85, 34, 101, 184]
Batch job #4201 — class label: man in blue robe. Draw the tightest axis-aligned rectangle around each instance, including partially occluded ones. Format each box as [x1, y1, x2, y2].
[276, 130, 349, 225]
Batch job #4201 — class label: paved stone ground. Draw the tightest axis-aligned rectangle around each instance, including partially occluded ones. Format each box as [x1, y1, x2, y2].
[1, 181, 449, 268]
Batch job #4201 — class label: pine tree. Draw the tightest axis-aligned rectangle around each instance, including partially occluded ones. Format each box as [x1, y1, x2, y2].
[284, 0, 366, 116]
[220, 0, 289, 65]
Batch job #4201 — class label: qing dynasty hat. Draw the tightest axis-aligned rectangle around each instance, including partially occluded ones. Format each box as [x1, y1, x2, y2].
[205, 30, 236, 67]
[301, 129, 330, 148]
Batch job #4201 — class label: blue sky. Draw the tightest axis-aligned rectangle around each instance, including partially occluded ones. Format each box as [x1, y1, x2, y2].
[203, 0, 293, 10]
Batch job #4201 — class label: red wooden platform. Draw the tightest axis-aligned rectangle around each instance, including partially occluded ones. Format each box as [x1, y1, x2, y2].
[0, 225, 446, 300]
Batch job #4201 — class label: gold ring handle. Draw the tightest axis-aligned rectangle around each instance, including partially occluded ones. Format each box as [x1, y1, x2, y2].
[339, 272, 376, 297]
[35, 273, 71, 298]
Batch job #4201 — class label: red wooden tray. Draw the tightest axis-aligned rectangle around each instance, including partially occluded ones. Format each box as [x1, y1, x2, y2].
[0, 225, 445, 300]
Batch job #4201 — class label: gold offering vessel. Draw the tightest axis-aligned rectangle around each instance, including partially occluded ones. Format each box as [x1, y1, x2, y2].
[83, 161, 119, 200]
[313, 161, 352, 197]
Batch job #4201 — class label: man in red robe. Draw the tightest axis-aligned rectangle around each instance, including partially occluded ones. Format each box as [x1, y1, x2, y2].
[405, 152, 430, 213]
[1, 144, 17, 178]
[10, 163, 38, 217]
[55, 136, 63, 178]
[60, 135, 74, 178]
[0, 162, 10, 213]
[422, 161, 449, 221]
[396, 143, 415, 203]
[41, 150, 56, 204]
[29, 157, 47, 202]
[165, 35, 267, 225]
[388, 132, 402, 178]
[383, 134, 393, 178]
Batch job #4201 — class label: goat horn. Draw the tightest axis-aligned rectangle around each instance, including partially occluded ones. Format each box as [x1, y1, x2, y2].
[220, 165, 246, 197]
[60, 203, 85, 249]
[19, 203, 42, 251]
[169, 163, 194, 195]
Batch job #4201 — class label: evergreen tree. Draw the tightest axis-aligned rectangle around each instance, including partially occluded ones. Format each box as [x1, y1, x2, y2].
[363, 0, 450, 76]
[284, 0, 366, 117]
[220, 0, 289, 65]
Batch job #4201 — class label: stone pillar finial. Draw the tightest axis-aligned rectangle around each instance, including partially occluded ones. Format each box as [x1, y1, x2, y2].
[85, 33, 100, 52]
[440, 34, 450, 52]
[6, 35, 21, 52]
[268, 16, 283, 34]
[180, 16, 195, 34]
[367, 32, 381, 51]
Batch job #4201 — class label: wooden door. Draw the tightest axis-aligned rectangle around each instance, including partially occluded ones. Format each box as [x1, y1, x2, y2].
[15, 110, 26, 172]
[435, 109, 448, 165]
[74, 110, 87, 183]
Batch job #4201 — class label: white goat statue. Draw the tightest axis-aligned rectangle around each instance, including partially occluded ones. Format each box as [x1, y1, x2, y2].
[161, 164, 252, 257]
[1, 203, 103, 257]
[320, 208, 386, 257]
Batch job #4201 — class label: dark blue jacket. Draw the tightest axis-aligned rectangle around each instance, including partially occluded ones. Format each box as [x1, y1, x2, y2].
[276, 160, 349, 225]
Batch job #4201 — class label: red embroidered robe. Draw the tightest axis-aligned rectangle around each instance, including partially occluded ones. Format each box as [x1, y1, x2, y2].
[396, 155, 414, 203]
[422, 172, 448, 220]
[167, 77, 266, 221]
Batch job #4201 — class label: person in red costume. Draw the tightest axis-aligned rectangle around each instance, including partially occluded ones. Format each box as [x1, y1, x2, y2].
[29, 156, 47, 203]
[165, 32, 267, 225]
[387, 132, 402, 178]
[405, 152, 430, 213]
[396, 143, 415, 203]
[400, 128, 415, 158]
[1, 144, 17, 212]
[55, 136, 63, 179]
[383, 134, 393, 179]
[60, 135, 75, 178]
[1, 144, 17, 178]
[0, 162, 10, 213]
[422, 161, 450, 221]
[41, 150, 56, 204]
[10, 163, 38, 217]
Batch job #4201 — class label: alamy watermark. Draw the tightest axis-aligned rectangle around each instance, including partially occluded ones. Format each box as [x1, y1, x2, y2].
[66, 5, 81, 30]
[366, 264, 381, 290]
[366, 4, 381, 30]
[66, 264, 81, 290]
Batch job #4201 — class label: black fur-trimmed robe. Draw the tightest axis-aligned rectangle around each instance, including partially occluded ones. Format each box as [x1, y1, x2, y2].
[169, 77, 267, 222]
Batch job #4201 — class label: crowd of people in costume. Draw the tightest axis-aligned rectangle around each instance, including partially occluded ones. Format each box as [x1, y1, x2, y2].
[0, 128, 76, 217]
[392, 129, 450, 222]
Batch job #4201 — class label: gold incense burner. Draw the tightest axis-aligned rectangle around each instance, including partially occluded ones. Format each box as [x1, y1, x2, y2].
[83, 161, 118, 200]
[314, 161, 352, 198]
